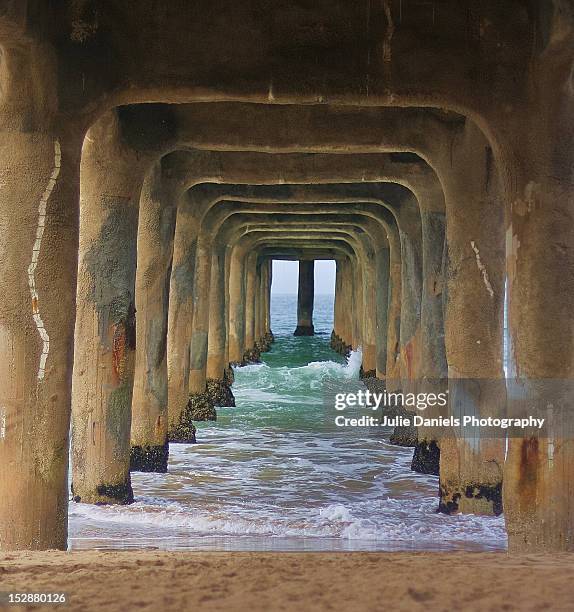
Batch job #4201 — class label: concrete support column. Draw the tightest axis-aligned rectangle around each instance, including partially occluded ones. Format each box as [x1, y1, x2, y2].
[130, 163, 176, 473]
[397, 199, 423, 389]
[438, 122, 505, 516]
[228, 246, 246, 363]
[294, 260, 315, 336]
[188, 234, 212, 394]
[385, 226, 403, 388]
[333, 261, 343, 339]
[331, 259, 349, 356]
[375, 246, 391, 379]
[169, 232, 217, 431]
[206, 245, 235, 407]
[263, 260, 272, 336]
[207, 246, 227, 382]
[502, 64, 574, 551]
[223, 246, 232, 368]
[71, 112, 151, 505]
[243, 252, 258, 359]
[167, 207, 198, 439]
[268, 260, 273, 335]
[419, 206, 447, 384]
[0, 128, 81, 549]
[361, 245, 377, 378]
[257, 258, 273, 352]
[254, 260, 262, 345]
[504, 168, 574, 551]
[352, 260, 363, 350]
[411, 184, 447, 475]
[338, 258, 354, 352]
[259, 259, 269, 343]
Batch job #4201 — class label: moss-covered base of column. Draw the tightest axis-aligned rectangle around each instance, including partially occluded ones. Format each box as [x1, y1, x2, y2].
[130, 441, 169, 473]
[71, 477, 134, 505]
[224, 366, 235, 385]
[242, 346, 261, 364]
[294, 325, 314, 336]
[168, 392, 216, 443]
[389, 424, 418, 447]
[362, 376, 386, 394]
[185, 392, 217, 421]
[330, 330, 351, 357]
[359, 366, 377, 380]
[438, 481, 503, 516]
[206, 377, 236, 407]
[411, 440, 440, 475]
[256, 331, 275, 354]
[388, 404, 418, 447]
[168, 419, 197, 444]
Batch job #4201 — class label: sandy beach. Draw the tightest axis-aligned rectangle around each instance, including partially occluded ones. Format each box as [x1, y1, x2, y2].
[1, 551, 573, 611]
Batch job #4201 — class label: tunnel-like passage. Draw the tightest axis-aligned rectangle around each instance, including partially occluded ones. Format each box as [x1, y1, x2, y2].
[294, 261, 315, 337]
[0, 2, 572, 558]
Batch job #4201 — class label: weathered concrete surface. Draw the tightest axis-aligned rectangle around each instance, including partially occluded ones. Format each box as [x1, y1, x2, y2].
[205, 243, 236, 407]
[71, 111, 153, 505]
[0, 38, 83, 550]
[331, 260, 352, 357]
[130, 163, 177, 473]
[243, 252, 259, 357]
[206, 245, 228, 381]
[188, 234, 213, 395]
[0, 127, 81, 549]
[14, 3, 536, 118]
[437, 122, 506, 517]
[166, 206, 199, 437]
[374, 247, 391, 379]
[500, 32, 574, 551]
[227, 246, 247, 364]
[257, 259, 272, 348]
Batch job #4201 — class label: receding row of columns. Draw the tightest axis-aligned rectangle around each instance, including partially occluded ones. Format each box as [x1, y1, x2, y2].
[0, 87, 572, 554]
[65, 111, 476, 522]
[0, 114, 518, 549]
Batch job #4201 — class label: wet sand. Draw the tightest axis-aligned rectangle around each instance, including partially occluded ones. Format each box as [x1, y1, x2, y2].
[1, 551, 573, 611]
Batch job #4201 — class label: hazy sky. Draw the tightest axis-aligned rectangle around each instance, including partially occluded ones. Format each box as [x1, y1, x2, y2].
[271, 260, 336, 295]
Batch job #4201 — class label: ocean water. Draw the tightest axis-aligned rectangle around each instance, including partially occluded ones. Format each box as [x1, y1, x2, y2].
[69, 294, 507, 551]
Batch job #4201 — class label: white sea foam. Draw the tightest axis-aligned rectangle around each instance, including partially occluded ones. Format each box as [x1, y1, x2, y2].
[70, 496, 506, 547]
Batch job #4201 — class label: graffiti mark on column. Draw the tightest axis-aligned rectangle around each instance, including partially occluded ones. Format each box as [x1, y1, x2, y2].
[470, 240, 494, 299]
[28, 140, 61, 381]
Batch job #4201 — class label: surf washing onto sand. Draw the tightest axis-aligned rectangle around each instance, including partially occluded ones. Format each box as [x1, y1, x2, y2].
[69, 294, 506, 551]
